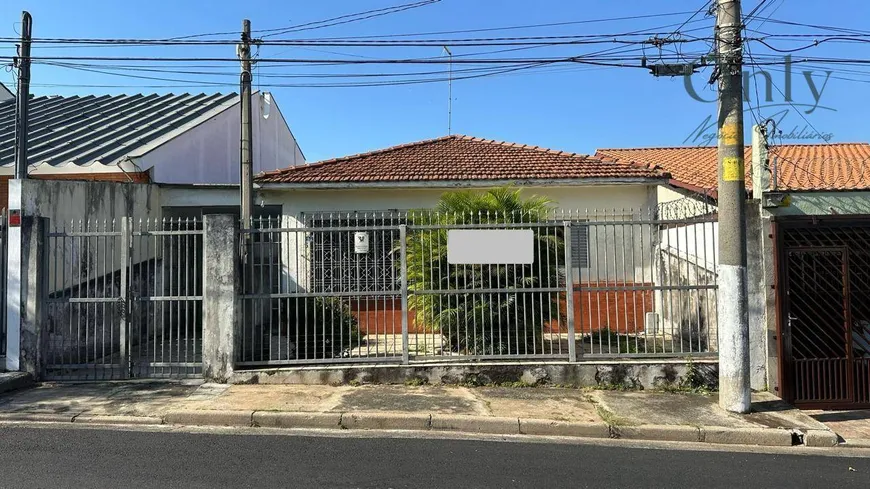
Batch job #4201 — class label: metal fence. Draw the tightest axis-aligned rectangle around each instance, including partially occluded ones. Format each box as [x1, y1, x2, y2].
[44, 217, 203, 380]
[238, 209, 718, 367]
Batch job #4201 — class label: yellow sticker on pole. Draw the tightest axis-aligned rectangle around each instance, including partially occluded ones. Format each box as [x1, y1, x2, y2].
[720, 124, 740, 146]
[722, 156, 744, 182]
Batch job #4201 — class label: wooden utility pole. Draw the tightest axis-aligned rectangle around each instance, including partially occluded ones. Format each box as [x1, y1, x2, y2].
[716, 0, 751, 413]
[238, 19, 254, 232]
[14, 11, 33, 180]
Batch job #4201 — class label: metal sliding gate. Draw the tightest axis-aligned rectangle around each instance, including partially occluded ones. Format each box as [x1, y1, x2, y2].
[778, 217, 870, 408]
[44, 218, 203, 380]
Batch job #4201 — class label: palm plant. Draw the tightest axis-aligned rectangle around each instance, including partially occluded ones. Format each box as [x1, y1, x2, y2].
[405, 187, 564, 355]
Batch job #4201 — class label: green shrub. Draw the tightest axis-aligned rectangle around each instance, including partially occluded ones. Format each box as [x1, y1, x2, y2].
[405, 187, 564, 355]
[282, 297, 361, 360]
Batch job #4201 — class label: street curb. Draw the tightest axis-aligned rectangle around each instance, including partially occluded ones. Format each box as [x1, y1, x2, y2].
[701, 426, 795, 447]
[519, 419, 610, 438]
[0, 410, 815, 448]
[430, 415, 520, 435]
[803, 429, 839, 447]
[0, 372, 34, 395]
[253, 411, 342, 429]
[611, 425, 702, 443]
[163, 410, 254, 428]
[0, 412, 77, 423]
[341, 412, 431, 431]
[74, 415, 163, 426]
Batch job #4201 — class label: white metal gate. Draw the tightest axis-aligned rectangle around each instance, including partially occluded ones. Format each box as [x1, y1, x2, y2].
[44, 217, 203, 380]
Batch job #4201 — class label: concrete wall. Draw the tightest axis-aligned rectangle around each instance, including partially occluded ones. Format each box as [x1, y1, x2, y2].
[143, 93, 305, 185]
[160, 186, 240, 208]
[20, 179, 162, 295]
[767, 191, 870, 216]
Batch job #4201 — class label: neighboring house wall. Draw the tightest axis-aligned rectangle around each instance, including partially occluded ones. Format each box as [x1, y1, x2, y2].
[0, 171, 150, 211]
[160, 186, 240, 208]
[141, 93, 304, 185]
[19, 179, 162, 295]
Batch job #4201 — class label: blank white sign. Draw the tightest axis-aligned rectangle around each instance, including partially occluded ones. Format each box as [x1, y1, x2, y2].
[447, 229, 534, 264]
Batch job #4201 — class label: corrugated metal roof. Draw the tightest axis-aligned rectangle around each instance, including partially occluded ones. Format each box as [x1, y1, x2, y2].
[0, 92, 237, 168]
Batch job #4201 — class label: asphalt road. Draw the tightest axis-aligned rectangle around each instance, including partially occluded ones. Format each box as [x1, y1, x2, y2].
[0, 426, 869, 488]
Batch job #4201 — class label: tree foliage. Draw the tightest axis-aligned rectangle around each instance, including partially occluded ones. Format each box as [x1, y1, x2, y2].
[405, 187, 564, 355]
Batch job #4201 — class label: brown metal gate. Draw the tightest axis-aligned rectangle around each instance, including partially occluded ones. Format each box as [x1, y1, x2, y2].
[777, 217, 870, 408]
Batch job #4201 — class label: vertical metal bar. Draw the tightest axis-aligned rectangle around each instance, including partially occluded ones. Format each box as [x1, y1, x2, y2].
[400, 224, 409, 365]
[564, 222, 577, 362]
[119, 217, 130, 379]
[629, 215, 642, 353]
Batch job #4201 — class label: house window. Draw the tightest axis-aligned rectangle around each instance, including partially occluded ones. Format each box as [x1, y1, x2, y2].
[570, 221, 590, 269]
[306, 212, 405, 293]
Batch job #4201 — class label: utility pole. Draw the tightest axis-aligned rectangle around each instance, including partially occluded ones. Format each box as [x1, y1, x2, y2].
[715, 0, 750, 413]
[13, 11, 32, 180]
[238, 19, 254, 233]
[443, 46, 453, 135]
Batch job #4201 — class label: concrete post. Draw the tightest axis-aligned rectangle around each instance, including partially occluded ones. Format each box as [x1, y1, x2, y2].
[18, 216, 47, 378]
[716, 0, 751, 413]
[762, 214, 780, 395]
[745, 201, 767, 390]
[202, 214, 239, 382]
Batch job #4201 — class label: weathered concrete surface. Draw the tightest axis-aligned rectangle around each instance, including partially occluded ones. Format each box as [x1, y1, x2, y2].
[612, 424, 701, 442]
[702, 427, 794, 446]
[74, 414, 163, 426]
[0, 381, 201, 417]
[471, 386, 600, 422]
[253, 411, 342, 429]
[0, 372, 34, 395]
[430, 415, 519, 434]
[804, 429, 839, 448]
[229, 360, 719, 390]
[588, 390, 759, 428]
[745, 201, 768, 391]
[0, 381, 832, 448]
[164, 410, 253, 427]
[202, 214, 239, 383]
[806, 409, 870, 446]
[519, 419, 609, 438]
[18, 217, 46, 379]
[331, 385, 485, 415]
[341, 412, 431, 431]
[202, 384, 347, 412]
[744, 391, 829, 431]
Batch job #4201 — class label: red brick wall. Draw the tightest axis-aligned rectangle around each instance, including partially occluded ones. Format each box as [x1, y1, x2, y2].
[0, 172, 151, 210]
[564, 283, 654, 335]
[350, 282, 653, 336]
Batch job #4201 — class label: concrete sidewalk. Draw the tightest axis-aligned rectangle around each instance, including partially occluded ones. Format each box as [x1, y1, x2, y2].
[0, 381, 839, 448]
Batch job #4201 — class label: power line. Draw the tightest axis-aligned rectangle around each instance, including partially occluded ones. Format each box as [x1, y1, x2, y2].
[260, 0, 442, 38]
[0, 54, 670, 64]
[162, 0, 442, 41]
[283, 10, 712, 40]
[0, 35, 712, 47]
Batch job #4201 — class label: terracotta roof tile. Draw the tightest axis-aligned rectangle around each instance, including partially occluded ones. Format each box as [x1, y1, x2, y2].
[595, 143, 870, 196]
[257, 135, 667, 185]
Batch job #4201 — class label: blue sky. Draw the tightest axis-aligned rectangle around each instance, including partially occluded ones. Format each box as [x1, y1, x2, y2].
[1, 0, 868, 162]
